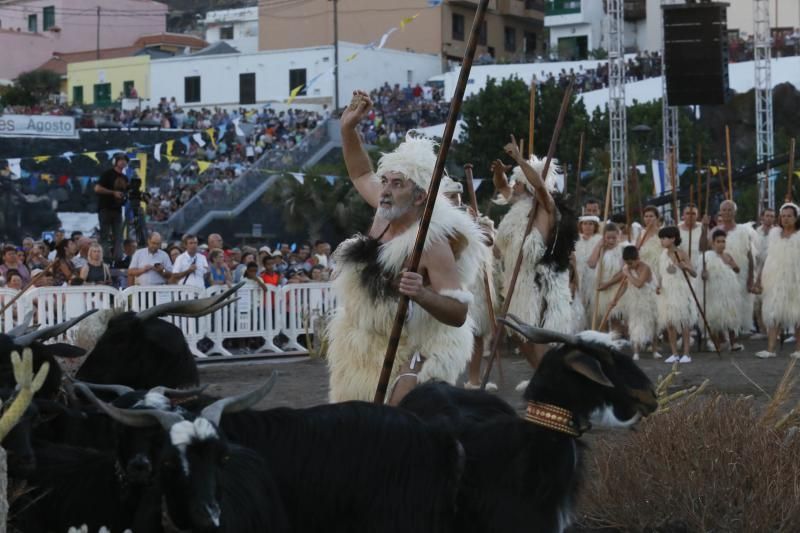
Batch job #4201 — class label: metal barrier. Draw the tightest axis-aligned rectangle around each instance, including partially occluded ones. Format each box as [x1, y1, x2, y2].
[0, 283, 336, 359]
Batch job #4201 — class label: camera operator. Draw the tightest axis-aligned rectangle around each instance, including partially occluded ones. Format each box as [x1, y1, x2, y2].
[94, 152, 129, 260]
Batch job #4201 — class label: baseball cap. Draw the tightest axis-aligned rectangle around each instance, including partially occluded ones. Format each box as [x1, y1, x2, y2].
[259, 246, 271, 253]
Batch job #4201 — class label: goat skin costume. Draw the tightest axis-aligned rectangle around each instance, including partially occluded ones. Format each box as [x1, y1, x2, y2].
[656, 249, 698, 331]
[761, 227, 800, 330]
[722, 223, 759, 333]
[326, 200, 485, 403]
[593, 244, 625, 323]
[467, 225, 496, 338]
[618, 276, 658, 347]
[699, 251, 742, 333]
[575, 233, 601, 315]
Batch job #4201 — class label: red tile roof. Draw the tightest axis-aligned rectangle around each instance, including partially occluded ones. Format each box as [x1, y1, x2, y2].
[133, 33, 207, 49]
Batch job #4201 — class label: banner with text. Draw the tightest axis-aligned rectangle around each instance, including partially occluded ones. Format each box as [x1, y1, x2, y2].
[0, 114, 78, 139]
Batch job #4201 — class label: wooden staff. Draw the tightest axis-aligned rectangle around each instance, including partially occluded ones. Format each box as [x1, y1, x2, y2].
[603, 169, 613, 222]
[688, 184, 694, 260]
[704, 164, 711, 216]
[673, 250, 721, 356]
[374, 0, 491, 404]
[519, 137, 525, 159]
[633, 164, 644, 221]
[787, 137, 796, 203]
[598, 278, 627, 331]
[696, 145, 703, 216]
[0, 264, 52, 317]
[725, 125, 734, 200]
[574, 130, 585, 210]
[669, 147, 678, 224]
[529, 79, 536, 157]
[464, 163, 502, 380]
[625, 168, 632, 243]
[480, 79, 574, 389]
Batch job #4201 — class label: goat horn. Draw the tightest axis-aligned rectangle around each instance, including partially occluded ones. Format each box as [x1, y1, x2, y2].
[499, 315, 577, 346]
[13, 309, 99, 347]
[74, 383, 184, 429]
[6, 311, 35, 338]
[200, 372, 277, 426]
[70, 379, 136, 397]
[135, 282, 245, 321]
[148, 384, 209, 398]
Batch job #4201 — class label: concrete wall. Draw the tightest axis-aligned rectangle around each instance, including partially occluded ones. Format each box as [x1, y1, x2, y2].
[204, 7, 259, 54]
[149, 43, 442, 108]
[728, 0, 800, 35]
[67, 55, 150, 105]
[0, 0, 166, 80]
[545, 0, 605, 57]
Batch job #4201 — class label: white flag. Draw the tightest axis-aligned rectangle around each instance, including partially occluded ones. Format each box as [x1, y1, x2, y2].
[193, 133, 206, 147]
[153, 143, 162, 162]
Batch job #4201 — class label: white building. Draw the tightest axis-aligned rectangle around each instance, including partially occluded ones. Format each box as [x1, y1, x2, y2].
[149, 42, 442, 109]
[545, 0, 606, 60]
[203, 7, 259, 54]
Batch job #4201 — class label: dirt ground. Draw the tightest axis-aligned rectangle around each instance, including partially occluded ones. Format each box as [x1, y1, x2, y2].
[199, 336, 799, 411]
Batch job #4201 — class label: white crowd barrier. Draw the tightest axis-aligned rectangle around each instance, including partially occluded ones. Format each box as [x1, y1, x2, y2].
[0, 281, 336, 358]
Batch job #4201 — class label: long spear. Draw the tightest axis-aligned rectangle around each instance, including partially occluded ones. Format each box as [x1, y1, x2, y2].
[787, 137, 796, 203]
[529, 79, 536, 157]
[699, 166, 709, 349]
[574, 130, 585, 210]
[669, 147, 678, 224]
[674, 250, 721, 356]
[688, 184, 694, 260]
[464, 163, 502, 380]
[373, 0, 491, 404]
[696, 145, 703, 216]
[591, 170, 613, 330]
[725, 125, 734, 200]
[480, 79, 574, 389]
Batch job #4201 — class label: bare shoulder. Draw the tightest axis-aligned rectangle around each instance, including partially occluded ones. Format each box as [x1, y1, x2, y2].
[420, 238, 457, 270]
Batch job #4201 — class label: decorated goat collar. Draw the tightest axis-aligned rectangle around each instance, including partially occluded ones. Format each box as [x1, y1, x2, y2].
[524, 401, 581, 437]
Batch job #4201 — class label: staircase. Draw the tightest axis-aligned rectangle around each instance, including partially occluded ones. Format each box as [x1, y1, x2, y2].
[149, 119, 340, 239]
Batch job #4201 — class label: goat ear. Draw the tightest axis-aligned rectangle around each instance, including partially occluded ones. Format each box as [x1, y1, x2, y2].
[564, 352, 613, 388]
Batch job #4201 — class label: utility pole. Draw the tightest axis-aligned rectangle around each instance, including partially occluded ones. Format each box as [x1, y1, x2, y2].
[332, 0, 340, 110]
[96, 6, 101, 60]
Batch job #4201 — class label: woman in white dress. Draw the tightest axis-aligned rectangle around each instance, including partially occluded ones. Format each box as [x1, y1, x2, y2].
[575, 215, 601, 328]
[614, 245, 660, 360]
[587, 222, 624, 331]
[636, 205, 663, 274]
[700, 229, 743, 352]
[753, 203, 800, 359]
[656, 226, 698, 363]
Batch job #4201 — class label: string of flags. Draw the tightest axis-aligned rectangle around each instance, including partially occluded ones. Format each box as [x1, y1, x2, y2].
[285, 171, 485, 191]
[286, 11, 422, 104]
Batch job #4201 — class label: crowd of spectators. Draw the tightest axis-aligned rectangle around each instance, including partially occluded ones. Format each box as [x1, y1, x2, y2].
[729, 29, 800, 62]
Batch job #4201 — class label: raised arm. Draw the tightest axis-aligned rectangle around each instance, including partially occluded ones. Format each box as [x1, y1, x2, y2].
[340, 90, 380, 208]
[503, 134, 555, 214]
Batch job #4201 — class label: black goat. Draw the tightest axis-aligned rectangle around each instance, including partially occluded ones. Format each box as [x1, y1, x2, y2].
[76, 284, 242, 389]
[86, 376, 463, 533]
[0, 310, 96, 399]
[399, 316, 658, 533]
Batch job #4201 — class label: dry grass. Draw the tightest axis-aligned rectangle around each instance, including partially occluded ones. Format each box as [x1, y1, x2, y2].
[576, 361, 800, 533]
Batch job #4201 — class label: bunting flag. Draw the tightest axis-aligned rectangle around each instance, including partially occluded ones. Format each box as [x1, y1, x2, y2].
[180, 136, 191, 151]
[84, 152, 99, 164]
[193, 133, 206, 147]
[61, 151, 75, 162]
[197, 160, 212, 174]
[41, 174, 53, 184]
[78, 176, 90, 192]
[473, 179, 483, 191]
[217, 125, 226, 143]
[105, 149, 119, 160]
[153, 143, 162, 162]
[709, 166, 719, 176]
[33, 155, 50, 164]
[166, 140, 175, 156]
[345, 52, 358, 62]
[232, 118, 244, 137]
[206, 128, 217, 149]
[165, 155, 180, 163]
[7, 158, 21, 179]
[290, 172, 304, 184]
[400, 13, 419, 30]
[370, 27, 397, 50]
[287, 85, 304, 105]
[794, 171, 800, 177]
[636, 164, 647, 174]
[323, 175, 336, 185]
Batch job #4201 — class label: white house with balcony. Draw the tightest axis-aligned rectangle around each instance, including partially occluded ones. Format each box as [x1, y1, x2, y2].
[203, 7, 258, 54]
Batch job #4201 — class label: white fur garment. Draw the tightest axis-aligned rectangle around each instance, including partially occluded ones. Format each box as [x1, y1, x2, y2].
[594, 245, 624, 324]
[618, 275, 658, 347]
[699, 251, 742, 333]
[723, 224, 758, 333]
[761, 227, 800, 330]
[656, 249, 698, 331]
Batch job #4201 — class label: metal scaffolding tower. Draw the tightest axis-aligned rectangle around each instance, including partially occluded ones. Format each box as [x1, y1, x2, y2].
[607, 0, 627, 214]
[754, 0, 774, 210]
[661, 0, 680, 224]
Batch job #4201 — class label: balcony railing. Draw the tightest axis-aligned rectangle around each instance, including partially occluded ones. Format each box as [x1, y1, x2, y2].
[624, 0, 646, 21]
[545, 0, 581, 16]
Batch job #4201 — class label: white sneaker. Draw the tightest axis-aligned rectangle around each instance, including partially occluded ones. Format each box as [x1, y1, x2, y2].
[755, 350, 777, 359]
[784, 336, 797, 344]
[515, 379, 530, 392]
[632, 353, 640, 361]
[652, 351, 663, 359]
[750, 332, 767, 340]
[730, 343, 744, 352]
[790, 352, 800, 360]
[679, 354, 692, 364]
[665, 354, 679, 364]
[464, 381, 499, 392]
[706, 340, 717, 352]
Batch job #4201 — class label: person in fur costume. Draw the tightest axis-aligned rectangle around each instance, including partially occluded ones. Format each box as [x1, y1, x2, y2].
[656, 226, 698, 363]
[440, 176, 498, 391]
[327, 90, 484, 404]
[587, 222, 625, 331]
[709, 200, 758, 342]
[492, 135, 577, 375]
[700, 230, 742, 352]
[613, 246, 659, 360]
[752, 208, 776, 340]
[575, 215, 601, 326]
[753, 203, 800, 359]
[636, 205, 664, 274]
[678, 203, 706, 270]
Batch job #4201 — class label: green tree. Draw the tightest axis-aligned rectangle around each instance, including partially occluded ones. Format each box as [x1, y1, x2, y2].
[1, 70, 62, 107]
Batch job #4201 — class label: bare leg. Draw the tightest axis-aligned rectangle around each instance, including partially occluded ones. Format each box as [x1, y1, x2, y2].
[467, 335, 484, 386]
[681, 326, 691, 355]
[667, 325, 679, 355]
[387, 356, 424, 406]
[767, 326, 780, 353]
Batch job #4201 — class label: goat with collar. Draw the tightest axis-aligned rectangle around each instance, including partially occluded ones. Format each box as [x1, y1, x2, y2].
[400, 319, 657, 533]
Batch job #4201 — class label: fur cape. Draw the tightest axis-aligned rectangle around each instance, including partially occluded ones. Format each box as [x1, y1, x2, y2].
[594, 245, 624, 323]
[575, 234, 601, 311]
[761, 228, 800, 330]
[656, 249, 698, 331]
[724, 224, 758, 333]
[494, 194, 576, 333]
[679, 223, 703, 270]
[618, 274, 658, 347]
[700, 251, 742, 333]
[467, 237, 496, 338]
[637, 228, 663, 274]
[326, 199, 484, 402]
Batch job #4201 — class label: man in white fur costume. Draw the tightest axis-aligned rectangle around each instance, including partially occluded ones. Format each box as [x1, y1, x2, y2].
[709, 200, 758, 339]
[326, 90, 484, 404]
[492, 135, 576, 372]
[678, 203, 706, 269]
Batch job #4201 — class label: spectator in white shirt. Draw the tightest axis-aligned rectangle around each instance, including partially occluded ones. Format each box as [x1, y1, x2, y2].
[128, 232, 173, 286]
[170, 234, 209, 288]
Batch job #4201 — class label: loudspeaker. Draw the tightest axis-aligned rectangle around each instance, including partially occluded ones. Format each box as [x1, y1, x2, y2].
[663, 2, 730, 106]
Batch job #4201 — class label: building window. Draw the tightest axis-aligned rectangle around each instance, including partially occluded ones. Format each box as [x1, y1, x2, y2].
[72, 86, 83, 105]
[239, 72, 256, 104]
[28, 14, 37, 32]
[123, 81, 135, 98]
[185, 76, 201, 103]
[524, 31, 537, 53]
[452, 13, 465, 41]
[504, 26, 516, 52]
[43, 6, 55, 30]
[220, 26, 234, 40]
[289, 68, 307, 96]
[478, 20, 487, 46]
[93, 83, 111, 106]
